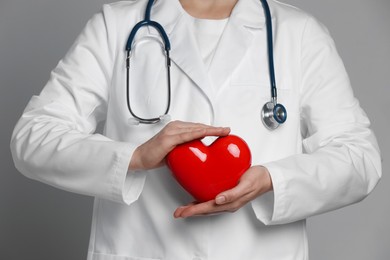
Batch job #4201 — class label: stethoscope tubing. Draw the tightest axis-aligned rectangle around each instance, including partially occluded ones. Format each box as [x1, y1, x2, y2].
[126, 48, 172, 124]
[260, 0, 277, 101]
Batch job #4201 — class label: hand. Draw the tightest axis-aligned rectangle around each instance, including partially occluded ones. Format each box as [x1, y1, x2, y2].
[173, 165, 273, 218]
[129, 120, 230, 170]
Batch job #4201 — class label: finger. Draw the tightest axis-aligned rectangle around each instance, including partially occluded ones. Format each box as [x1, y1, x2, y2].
[165, 121, 231, 134]
[172, 127, 230, 145]
[166, 121, 213, 130]
[215, 179, 253, 205]
[166, 126, 228, 136]
[177, 200, 222, 218]
[173, 202, 197, 218]
[176, 122, 213, 128]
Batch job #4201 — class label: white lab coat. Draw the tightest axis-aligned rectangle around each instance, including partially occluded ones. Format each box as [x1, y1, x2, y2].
[10, 0, 382, 259]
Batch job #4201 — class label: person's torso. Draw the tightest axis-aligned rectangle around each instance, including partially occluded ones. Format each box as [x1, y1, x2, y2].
[88, 0, 310, 259]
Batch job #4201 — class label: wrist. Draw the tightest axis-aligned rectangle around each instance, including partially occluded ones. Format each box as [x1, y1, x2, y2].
[256, 165, 273, 193]
[129, 146, 144, 171]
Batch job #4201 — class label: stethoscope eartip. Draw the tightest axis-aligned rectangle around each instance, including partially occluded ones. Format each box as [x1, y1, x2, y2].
[159, 114, 172, 123]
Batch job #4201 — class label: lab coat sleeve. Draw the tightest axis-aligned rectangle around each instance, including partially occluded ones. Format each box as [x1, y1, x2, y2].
[9, 5, 145, 205]
[251, 16, 382, 225]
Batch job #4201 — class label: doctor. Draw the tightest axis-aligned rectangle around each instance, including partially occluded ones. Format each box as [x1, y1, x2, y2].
[10, 0, 381, 259]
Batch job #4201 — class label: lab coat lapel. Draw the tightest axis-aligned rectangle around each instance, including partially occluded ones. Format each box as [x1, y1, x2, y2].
[169, 17, 215, 99]
[152, 0, 215, 102]
[208, 0, 268, 91]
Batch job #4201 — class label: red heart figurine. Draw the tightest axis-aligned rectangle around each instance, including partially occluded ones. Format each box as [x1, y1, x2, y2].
[166, 135, 252, 202]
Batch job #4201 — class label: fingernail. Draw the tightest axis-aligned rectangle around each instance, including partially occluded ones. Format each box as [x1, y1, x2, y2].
[216, 196, 226, 204]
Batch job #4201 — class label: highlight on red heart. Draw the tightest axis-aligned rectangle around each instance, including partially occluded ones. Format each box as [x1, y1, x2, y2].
[166, 135, 252, 202]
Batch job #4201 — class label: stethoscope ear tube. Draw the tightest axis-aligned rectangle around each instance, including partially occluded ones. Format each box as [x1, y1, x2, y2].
[125, 0, 172, 125]
[126, 48, 172, 125]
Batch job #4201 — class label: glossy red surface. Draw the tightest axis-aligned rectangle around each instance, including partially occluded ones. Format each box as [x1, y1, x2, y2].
[166, 135, 252, 202]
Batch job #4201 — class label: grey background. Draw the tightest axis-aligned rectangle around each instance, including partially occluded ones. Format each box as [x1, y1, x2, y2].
[0, 0, 388, 259]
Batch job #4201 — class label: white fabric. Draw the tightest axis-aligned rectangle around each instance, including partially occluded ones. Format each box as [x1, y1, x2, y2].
[10, 0, 382, 259]
[190, 16, 229, 69]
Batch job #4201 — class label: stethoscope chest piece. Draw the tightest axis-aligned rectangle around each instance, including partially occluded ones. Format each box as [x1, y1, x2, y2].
[261, 101, 287, 130]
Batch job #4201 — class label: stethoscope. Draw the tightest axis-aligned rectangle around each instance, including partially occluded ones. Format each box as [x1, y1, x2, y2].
[125, 0, 287, 130]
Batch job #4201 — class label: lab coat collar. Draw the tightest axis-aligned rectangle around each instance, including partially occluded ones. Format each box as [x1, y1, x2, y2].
[230, 0, 268, 29]
[151, 0, 272, 100]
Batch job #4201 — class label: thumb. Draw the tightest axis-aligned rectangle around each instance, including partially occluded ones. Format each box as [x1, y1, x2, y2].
[215, 180, 250, 205]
